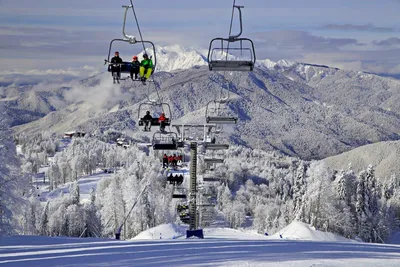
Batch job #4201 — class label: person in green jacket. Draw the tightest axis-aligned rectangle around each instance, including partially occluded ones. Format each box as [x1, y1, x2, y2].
[139, 53, 153, 82]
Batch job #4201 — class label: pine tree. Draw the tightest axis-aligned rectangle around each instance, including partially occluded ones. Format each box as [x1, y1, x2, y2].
[39, 201, 50, 235]
[70, 181, 80, 205]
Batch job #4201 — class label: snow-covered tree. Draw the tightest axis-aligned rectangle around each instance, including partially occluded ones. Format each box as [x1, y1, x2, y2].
[70, 181, 80, 205]
[0, 112, 27, 235]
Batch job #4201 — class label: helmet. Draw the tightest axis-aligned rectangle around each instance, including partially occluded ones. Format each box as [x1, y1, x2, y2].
[143, 53, 148, 58]
[146, 111, 150, 115]
[115, 51, 119, 54]
[133, 56, 138, 60]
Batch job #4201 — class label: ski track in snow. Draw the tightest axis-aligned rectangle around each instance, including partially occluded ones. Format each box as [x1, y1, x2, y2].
[1, 235, 400, 267]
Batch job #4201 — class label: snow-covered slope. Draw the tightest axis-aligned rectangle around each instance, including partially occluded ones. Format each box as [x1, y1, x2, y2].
[1, 228, 400, 267]
[270, 220, 353, 242]
[7, 44, 400, 160]
[133, 223, 187, 240]
[322, 140, 400, 180]
[11, 64, 400, 160]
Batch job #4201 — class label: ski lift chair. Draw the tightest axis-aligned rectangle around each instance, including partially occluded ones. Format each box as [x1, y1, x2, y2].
[207, 5, 256, 72]
[172, 187, 187, 199]
[204, 157, 224, 164]
[180, 213, 190, 224]
[138, 102, 172, 130]
[205, 100, 238, 124]
[203, 177, 221, 182]
[105, 39, 157, 81]
[152, 132, 179, 150]
[105, 6, 157, 81]
[204, 143, 230, 150]
[167, 173, 184, 185]
[177, 203, 189, 213]
[208, 39, 256, 72]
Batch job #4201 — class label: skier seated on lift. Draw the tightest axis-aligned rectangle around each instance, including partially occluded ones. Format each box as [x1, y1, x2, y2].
[158, 112, 167, 132]
[177, 174, 184, 185]
[172, 154, 178, 168]
[141, 111, 153, 131]
[162, 154, 168, 168]
[130, 56, 140, 80]
[177, 154, 183, 163]
[167, 173, 174, 184]
[110, 51, 123, 82]
[139, 53, 153, 82]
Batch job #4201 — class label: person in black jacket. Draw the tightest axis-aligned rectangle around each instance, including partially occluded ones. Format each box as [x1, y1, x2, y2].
[110, 51, 123, 83]
[142, 111, 153, 131]
[130, 56, 140, 80]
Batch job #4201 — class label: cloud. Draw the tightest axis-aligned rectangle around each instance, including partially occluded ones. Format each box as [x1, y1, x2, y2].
[298, 49, 400, 76]
[251, 30, 359, 60]
[249, 30, 400, 77]
[0, 66, 100, 87]
[372, 37, 400, 46]
[322, 24, 396, 32]
[63, 73, 132, 110]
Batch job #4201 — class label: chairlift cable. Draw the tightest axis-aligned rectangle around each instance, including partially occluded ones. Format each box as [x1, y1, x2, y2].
[220, 0, 236, 101]
[128, 1, 166, 123]
[129, 0, 146, 52]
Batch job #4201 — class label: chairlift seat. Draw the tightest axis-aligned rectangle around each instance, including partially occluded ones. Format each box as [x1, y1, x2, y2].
[204, 158, 224, 164]
[197, 204, 215, 208]
[139, 118, 171, 127]
[204, 143, 229, 150]
[153, 143, 177, 150]
[108, 62, 137, 73]
[172, 194, 187, 199]
[206, 116, 238, 124]
[203, 177, 221, 182]
[209, 60, 254, 72]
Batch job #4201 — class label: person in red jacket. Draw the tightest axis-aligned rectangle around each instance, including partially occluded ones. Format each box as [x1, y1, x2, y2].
[168, 155, 173, 167]
[158, 112, 167, 132]
[172, 154, 178, 168]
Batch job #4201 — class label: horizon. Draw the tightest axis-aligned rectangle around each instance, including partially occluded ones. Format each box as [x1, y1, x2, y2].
[1, 0, 400, 82]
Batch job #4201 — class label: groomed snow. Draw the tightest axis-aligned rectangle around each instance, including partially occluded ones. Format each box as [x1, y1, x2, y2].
[269, 220, 353, 242]
[132, 223, 187, 240]
[1, 223, 399, 267]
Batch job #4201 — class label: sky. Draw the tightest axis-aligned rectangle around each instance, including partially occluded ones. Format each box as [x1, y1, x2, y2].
[1, 0, 400, 79]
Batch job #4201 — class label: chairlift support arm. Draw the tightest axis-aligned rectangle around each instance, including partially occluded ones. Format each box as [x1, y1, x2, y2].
[230, 5, 244, 40]
[122, 5, 135, 41]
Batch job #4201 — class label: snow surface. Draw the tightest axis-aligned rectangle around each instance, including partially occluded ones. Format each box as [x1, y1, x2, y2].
[1, 223, 400, 267]
[269, 221, 353, 242]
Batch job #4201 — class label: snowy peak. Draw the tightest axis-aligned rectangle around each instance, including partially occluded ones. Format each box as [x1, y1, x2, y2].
[147, 44, 342, 81]
[140, 44, 207, 72]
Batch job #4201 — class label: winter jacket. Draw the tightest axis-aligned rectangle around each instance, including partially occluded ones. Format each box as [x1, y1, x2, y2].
[142, 114, 153, 120]
[111, 56, 123, 64]
[141, 58, 153, 69]
[158, 114, 166, 122]
[131, 60, 140, 70]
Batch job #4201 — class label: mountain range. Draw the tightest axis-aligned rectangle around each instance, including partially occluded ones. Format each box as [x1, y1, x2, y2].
[3, 44, 400, 161]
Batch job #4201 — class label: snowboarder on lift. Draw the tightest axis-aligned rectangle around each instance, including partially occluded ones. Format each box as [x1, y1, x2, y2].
[110, 51, 123, 84]
[130, 56, 140, 80]
[142, 111, 153, 131]
[139, 53, 153, 84]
